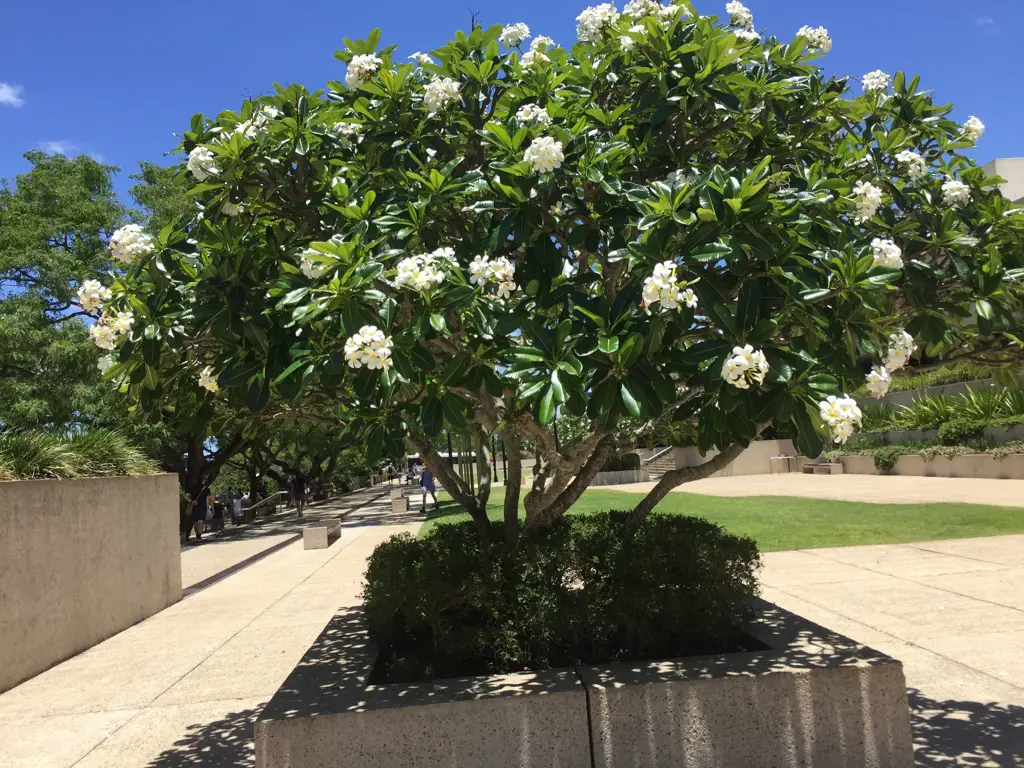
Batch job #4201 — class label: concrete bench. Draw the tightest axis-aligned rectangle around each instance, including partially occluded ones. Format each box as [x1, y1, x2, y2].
[303, 519, 342, 550]
[392, 496, 408, 513]
[390, 488, 405, 500]
[802, 463, 844, 476]
[769, 456, 796, 474]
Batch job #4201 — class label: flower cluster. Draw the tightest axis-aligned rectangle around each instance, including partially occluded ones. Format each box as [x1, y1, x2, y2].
[198, 366, 219, 394]
[344, 326, 393, 370]
[77, 279, 111, 314]
[499, 23, 530, 47]
[424, 77, 460, 112]
[620, 33, 638, 52]
[871, 238, 903, 269]
[853, 180, 883, 224]
[895, 150, 927, 181]
[524, 136, 565, 173]
[300, 248, 331, 280]
[721, 345, 770, 390]
[469, 255, 518, 299]
[576, 3, 620, 42]
[89, 311, 134, 351]
[725, 2, 758, 40]
[884, 329, 916, 372]
[623, 0, 682, 25]
[109, 224, 156, 264]
[865, 365, 891, 398]
[97, 355, 113, 374]
[187, 147, 217, 181]
[530, 35, 555, 50]
[962, 116, 985, 143]
[345, 54, 382, 89]
[642, 261, 698, 313]
[516, 103, 552, 126]
[409, 52, 433, 67]
[797, 25, 832, 53]
[862, 70, 890, 93]
[233, 106, 281, 140]
[221, 201, 243, 217]
[942, 179, 971, 208]
[819, 395, 862, 444]
[395, 248, 451, 292]
[332, 121, 361, 138]
[520, 49, 549, 69]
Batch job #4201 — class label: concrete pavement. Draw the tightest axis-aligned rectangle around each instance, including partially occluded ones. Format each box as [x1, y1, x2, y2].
[762, 536, 1024, 767]
[0, 486, 421, 768]
[608, 473, 1024, 507]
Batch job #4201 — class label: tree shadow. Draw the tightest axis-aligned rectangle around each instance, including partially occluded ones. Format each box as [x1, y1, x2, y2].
[146, 706, 262, 767]
[910, 689, 1024, 767]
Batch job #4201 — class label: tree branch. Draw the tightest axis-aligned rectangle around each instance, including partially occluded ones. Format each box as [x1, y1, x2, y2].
[500, 424, 523, 545]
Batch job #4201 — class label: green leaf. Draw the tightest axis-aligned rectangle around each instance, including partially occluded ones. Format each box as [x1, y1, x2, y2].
[536, 385, 556, 424]
[598, 335, 620, 354]
[550, 370, 566, 403]
[793, 405, 824, 458]
[429, 313, 448, 333]
[735, 280, 762, 333]
[620, 381, 642, 417]
[247, 377, 271, 412]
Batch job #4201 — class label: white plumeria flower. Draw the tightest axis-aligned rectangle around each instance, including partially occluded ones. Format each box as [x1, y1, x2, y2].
[862, 70, 890, 93]
[77, 279, 111, 314]
[562, 259, 575, 278]
[871, 238, 903, 269]
[524, 136, 564, 173]
[500, 23, 531, 47]
[962, 116, 985, 143]
[797, 25, 832, 53]
[424, 77, 461, 112]
[345, 53, 382, 88]
[109, 224, 156, 264]
[186, 147, 218, 180]
[620, 35, 637, 52]
[818, 395, 862, 444]
[396, 250, 448, 293]
[895, 150, 927, 182]
[345, 325, 393, 371]
[734, 27, 760, 42]
[884, 329, 917, 371]
[942, 178, 972, 208]
[852, 180, 883, 224]
[725, 1, 752, 26]
[623, 0, 659, 17]
[516, 103, 552, 126]
[576, 3, 620, 42]
[409, 52, 433, 66]
[530, 35, 555, 50]
[520, 49, 549, 69]
[469, 255, 491, 286]
[221, 201, 243, 217]
[90, 321, 118, 351]
[496, 281, 516, 299]
[300, 248, 329, 280]
[865, 365, 891, 397]
[721, 344, 769, 389]
[642, 261, 697, 313]
[198, 366, 219, 393]
[332, 121, 361, 138]
[97, 355, 114, 374]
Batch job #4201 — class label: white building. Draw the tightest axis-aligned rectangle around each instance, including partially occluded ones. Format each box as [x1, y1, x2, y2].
[982, 158, 1024, 203]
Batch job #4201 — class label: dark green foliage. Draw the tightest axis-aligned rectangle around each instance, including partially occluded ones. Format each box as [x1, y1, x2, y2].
[0, 429, 158, 480]
[363, 511, 761, 682]
[937, 418, 986, 446]
[600, 452, 641, 472]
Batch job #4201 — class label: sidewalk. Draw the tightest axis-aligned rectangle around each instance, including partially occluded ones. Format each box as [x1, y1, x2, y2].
[0, 486, 421, 768]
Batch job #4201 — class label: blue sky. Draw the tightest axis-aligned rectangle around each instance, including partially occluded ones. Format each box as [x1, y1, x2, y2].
[1, 0, 1020, 204]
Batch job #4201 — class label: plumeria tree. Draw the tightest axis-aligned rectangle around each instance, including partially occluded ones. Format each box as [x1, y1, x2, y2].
[91, 0, 1024, 541]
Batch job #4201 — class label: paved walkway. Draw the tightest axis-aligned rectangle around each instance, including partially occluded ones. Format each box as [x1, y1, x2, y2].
[608, 473, 1024, 507]
[762, 536, 1024, 766]
[0, 486, 421, 768]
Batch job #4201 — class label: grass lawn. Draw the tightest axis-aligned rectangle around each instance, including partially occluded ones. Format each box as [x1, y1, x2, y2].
[421, 486, 1024, 552]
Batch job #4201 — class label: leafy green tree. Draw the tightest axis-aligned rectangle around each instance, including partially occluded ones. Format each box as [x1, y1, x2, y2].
[130, 162, 195, 234]
[99, 1, 1023, 542]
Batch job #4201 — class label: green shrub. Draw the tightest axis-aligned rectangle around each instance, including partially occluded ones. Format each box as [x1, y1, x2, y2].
[0, 429, 158, 480]
[872, 445, 904, 473]
[861, 403, 897, 433]
[881, 362, 992, 394]
[937, 418, 986, 447]
[363, 512, 761, 682]
[600, 452, 641, 472]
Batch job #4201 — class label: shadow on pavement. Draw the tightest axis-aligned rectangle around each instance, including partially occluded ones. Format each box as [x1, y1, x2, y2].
[147, 706, 262, 767]
[910, 689, 1024, 767]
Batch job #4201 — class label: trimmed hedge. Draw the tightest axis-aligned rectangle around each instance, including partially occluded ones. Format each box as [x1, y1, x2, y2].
[600, 452, 641, 472]
[363, 511, 761, 683]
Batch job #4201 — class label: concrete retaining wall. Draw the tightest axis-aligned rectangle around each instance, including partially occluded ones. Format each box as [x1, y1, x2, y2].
[592, 468, 649, 486]
[673, 439, 797, 477]
[0, 474, 182, 693]
[861, 378, 1015, 409]
[851, 424, 1024, 446]
[840, 453, 1024, 479]
[256, 599, 913, 768]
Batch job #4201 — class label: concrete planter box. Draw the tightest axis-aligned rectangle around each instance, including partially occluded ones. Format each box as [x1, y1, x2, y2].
[591, 468, 649, 486]
[840, 452, 1024, 479]
[255, 600, 913, 768]
[0, 474, 181, 693]
[674, 439, 797, 478]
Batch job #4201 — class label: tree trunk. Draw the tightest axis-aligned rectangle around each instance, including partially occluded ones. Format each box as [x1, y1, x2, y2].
[524, 436, 613, 533]
[471, 424, 492, 511]
[500, 425, 523, 545]
[409, 432, 491, 539]
[625, 442, 747, 533]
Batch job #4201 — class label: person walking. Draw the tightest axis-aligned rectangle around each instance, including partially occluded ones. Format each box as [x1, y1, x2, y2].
[419, 467, 437, 512]
[292, 472, 307, 517]
[184, 475, 213, 543]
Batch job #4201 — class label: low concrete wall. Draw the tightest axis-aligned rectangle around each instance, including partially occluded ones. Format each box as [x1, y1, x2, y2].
[0, 474, 181, 693]
[674, 439, 797, 477]
[861, 378, 1017, 409]
[592, 468, 649, 486]
[257, 600, 913, 768]
[851, 424, 1024, 446]
[840, 453, 1024, 479]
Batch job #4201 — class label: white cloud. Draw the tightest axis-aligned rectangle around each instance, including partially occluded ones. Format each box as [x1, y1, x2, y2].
[0, 82, 25, 107]
[974, 16, 995, 26]
[41, 140, 77, 155]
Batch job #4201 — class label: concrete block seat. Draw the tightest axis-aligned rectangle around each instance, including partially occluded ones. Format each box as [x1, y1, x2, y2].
[303, 518, 342, 550]
[255, 599, 913, 768]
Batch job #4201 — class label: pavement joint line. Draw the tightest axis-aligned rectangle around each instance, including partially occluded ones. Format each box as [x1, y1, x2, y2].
[905, 541, 1018, 569]
[798, 546, 1024, 618]
[768, 582, 1024, 696]
[68, 488, 398, 768]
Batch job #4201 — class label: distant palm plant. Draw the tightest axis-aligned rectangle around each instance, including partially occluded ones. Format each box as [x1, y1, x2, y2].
[893, 395, 960, 430]
[861, 403, 897, 433]
[998, 389, 1024, 418]
[0, 429, 157, 480]
[958, 389, 1004, 422]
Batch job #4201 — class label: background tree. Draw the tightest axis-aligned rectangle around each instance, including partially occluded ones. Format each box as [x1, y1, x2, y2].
[102, 1, 1023, 543]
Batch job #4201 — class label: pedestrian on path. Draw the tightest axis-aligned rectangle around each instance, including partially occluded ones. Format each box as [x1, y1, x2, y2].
[420, 467, 437, 511]
[292, 472, 307, 518]
[184, 475, 213, 543]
